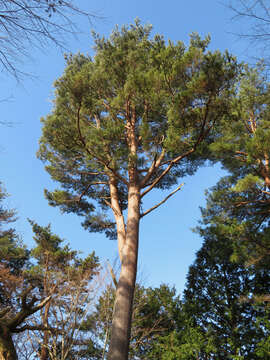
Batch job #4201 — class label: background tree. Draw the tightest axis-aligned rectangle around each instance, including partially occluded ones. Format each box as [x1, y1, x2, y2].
[142, 227, 269, 360]
[0, 0, 97, 78]
[91, 283, 181, 359]
[206, 64, 270, 268]
[38, 20, 238, 359]
[0, 195, 103, 360]
[27, 220, 101, 360]
[229, 0, 270, 61]
[0, 184, 31, 360]
[183, 225, 269, 359]
[0, 184, 28, 307]
[192, 66, 270, 357]
[0, 285, 52, 360]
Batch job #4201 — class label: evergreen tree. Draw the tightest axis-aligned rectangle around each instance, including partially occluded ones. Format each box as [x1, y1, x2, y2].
[0, 185, 31, 360]
[0, 183, 28, 306]
[38, 20, 239, 359]
[28, 220, 100, 360]
[91, 283, 181, 359]
[206, 64, 270, 267]
[183, 226, 269, 359]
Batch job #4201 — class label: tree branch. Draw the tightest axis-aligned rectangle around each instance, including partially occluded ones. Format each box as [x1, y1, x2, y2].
[0, 306, 11, 318]
[140, 149, 166, 188]
[8, 295, 52, 330]
[13, 325, 61, 334]
[140, 183, 184, 218]
[76, 103, 129, 186]
[21, 285, 34, 308]
[141, 150, 194, 198]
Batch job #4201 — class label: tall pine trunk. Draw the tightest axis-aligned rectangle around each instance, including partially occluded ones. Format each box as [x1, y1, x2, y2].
[108, 185, 140, 360]
[40, 301, 50, 360]
[0, 325, 18, 360]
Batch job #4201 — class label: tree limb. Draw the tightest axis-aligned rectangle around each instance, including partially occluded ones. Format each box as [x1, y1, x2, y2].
[140, 149, 166, 188]
[12, 325, 61, 334]
[0, 306, 11, 318]
[140, 183, 184, 218]
[8, 295, 52, 330]
[141, 150, 194, 198]
[76, 103, 129, 186]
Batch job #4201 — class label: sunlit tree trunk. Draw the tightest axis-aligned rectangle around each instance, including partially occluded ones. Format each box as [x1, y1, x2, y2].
[108, 184, 140, 360]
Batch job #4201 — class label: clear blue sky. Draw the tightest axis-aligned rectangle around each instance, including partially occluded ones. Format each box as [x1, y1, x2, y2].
[0, 1, 251, 293]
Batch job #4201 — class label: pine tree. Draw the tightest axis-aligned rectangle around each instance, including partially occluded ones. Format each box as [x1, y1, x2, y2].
[91, 283, 181, 359]
[206, 64, 270, 267]
[183, 225, 269, 359]
[0, 184, 28, 306]
[38, 20, 239, 359]
[28, 220, 100, 360]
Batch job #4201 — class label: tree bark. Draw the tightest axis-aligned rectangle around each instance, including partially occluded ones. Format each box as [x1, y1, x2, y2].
[107, 184, 140, 360]
[109, 177, 126, 263]
[40, 302, 50, 360]
[0, 325, 18, 360]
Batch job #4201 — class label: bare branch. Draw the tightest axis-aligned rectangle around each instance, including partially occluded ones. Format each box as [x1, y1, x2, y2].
[0, 306, 11, 318]
[8, 294, 52, 330]
[32, 295, 52, 313]
[140, 183, 184, 218]
[107, 261, 118, 288]
[13, 325, 60, 334]
[0, 0, 100, 78]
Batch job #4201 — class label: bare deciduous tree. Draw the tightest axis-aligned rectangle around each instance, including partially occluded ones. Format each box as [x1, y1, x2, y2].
[0, 286, 52, 360]
[229, 0, 270, 59]
[0, 0, 98, 78]
[29, 263, 107, 360]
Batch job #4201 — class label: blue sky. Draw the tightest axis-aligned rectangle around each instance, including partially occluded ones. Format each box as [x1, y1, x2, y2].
[1, 1, 251, 293]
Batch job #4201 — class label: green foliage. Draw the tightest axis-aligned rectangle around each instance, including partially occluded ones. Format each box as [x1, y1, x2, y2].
[183, 227, 270, 359]
[0, 184, 28, 306]
[91, 283, 182, 359]
[88, 229, 270, 360]
[147, 325, 216, 360]
[38, 20, 238, 237]
[255, 308, 270, 358]
[26, 220, 101, 359]
[201, 64, 270, 267]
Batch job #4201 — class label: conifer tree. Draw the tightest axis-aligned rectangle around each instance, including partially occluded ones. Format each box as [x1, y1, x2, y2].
[183, 225, 269, 359]
[28, 220, 100, 360]
[38, 21, 238, 359]
[205, 64, 270, 267]
[91, 283, 181, 359]
[0, 184, 28, 306]
[0, 185, 30, 359]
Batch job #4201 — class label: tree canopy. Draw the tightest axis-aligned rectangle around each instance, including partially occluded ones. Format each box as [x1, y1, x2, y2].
[203, 64, 270, 268]
[38, 20, 238, 244]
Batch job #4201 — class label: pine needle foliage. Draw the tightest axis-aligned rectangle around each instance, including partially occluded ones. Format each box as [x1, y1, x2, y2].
[38, 20, 238, 239]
